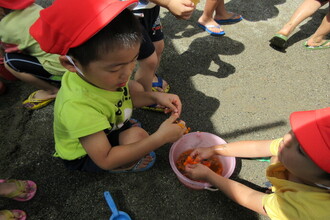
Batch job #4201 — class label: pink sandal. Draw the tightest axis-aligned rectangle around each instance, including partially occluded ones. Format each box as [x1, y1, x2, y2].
[0, 179, 37, 201]
[0, 209, 27, 220]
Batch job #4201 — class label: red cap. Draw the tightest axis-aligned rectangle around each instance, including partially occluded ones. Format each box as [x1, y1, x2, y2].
[290, 107, 330, 173]
[30, 0, 138, 55]
[0, 0, 34, 10]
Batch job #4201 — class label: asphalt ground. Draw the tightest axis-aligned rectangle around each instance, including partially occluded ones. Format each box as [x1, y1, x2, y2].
[0, 0, 329, 219]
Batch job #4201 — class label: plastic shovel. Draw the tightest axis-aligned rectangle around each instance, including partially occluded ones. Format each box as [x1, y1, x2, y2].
[104, 191, 132, 220]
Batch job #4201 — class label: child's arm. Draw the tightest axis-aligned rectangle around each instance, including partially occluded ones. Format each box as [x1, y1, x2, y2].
[130, 91, 182, 115]
[191, 140, 273, 160]
[79, 114, 187, 170]
[185, 164, 268, 216]
[213, 140, 273, 158]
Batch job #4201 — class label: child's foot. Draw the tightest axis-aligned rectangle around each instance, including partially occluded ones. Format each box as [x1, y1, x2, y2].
[152, 74, 169, 93]
[214, 12, 243, 24]
[109, 151, 156, 173]
[198, 17, 225, 35]
[0, 210, 26, 220]
[22, 90, 57, 110]
[0, 179, 37, 201]
[32, 89, 58, 100]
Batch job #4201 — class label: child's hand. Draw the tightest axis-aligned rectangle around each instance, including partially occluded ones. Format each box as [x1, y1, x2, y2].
[189, 147, 215, 161]
[154, 93, 182, 115]
[156, 113, 187, 143]
[166, 0, 195, 20]
[185, 163, 212, 181]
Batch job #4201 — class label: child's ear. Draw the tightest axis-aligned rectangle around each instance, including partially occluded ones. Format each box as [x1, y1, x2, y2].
[59, 55, 77, 72]
[0, 8, 6, 19]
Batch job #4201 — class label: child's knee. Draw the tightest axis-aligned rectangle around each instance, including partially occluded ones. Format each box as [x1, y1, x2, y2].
[119, 127, 149, 145]
[139, 52, 158, 70]
[153, 40, 164, 56]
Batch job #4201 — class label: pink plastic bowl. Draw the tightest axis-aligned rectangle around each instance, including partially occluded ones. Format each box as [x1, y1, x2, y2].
[169, 132, 236, 190]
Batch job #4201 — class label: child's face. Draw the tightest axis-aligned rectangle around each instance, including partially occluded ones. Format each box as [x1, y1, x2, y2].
[77, 43, 140, 91]
[278, 130, 325, 183]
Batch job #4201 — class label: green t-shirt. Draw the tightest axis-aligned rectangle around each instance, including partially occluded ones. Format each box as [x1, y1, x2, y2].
[54, 72, 133, 160]
[0, 4, 66, 75]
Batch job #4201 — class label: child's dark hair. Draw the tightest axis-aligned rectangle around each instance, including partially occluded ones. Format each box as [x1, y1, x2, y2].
[67, 9, 141, 66]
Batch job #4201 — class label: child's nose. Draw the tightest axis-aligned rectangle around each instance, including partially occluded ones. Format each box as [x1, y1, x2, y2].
[120, 65, 133, 80]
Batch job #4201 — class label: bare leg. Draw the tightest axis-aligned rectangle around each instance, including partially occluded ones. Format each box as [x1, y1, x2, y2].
[152, 39, 168, 92]
[153, 39, 164, 67]
[277, 0, 322, 37]
[4, 63, 58, 100]
[213, 0, 242, 20]
[198, 0, 224, 33]
[306, 11, 330, 46]
[128, 79, 144, 93]
[134, 52, 158, 92]
[110, 127, 153, 171]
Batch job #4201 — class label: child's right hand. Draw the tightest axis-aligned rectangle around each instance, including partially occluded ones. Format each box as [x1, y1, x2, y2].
[185, 163, 212, 182]
[166, 0, 195, 20]
[156, 113, 187, 143]
[189, 147, 215, 161]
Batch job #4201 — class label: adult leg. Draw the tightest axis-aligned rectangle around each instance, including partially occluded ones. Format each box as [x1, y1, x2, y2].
[306, 10, 330, 47]
[277, 0, 323, 37]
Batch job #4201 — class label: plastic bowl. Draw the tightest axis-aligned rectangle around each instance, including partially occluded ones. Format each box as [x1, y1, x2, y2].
[169, 132, 236, 190]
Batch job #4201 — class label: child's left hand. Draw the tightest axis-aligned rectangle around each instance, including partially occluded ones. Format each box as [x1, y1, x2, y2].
[154, 93, 182, 115]
[185, 163, 213, 182]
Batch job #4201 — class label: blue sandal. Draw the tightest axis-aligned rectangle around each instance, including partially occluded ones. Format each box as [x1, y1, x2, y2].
[152, 74, 170, 93]
[108, 151, 156, 173]
[215, 13, 243, 24]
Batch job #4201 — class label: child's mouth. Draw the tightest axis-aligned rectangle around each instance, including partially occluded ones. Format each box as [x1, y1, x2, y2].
[117, 82, 127, 87]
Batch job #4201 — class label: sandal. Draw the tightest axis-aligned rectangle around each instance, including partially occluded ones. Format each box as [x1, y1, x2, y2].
[0, 210, 26, 220]
[304, 40, 330, 50]
[215, 12, 243, 24]
[128, 118, 142, 128]
[152, 74, 170, 93]
[108, 151, 156, 173]
[141, 104, 165, 112]
[269, 33, 288, 49]
[22, 90, 55, 110]
[0, 179, 37, 201]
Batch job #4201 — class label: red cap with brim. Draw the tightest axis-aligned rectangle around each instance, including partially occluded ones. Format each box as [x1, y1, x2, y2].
[0, 0, 34, 10]
[290, 107, 330, 173]
[30, 0, 138, 55]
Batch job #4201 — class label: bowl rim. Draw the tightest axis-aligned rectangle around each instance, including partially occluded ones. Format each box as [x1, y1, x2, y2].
[169, 132, 236, 188]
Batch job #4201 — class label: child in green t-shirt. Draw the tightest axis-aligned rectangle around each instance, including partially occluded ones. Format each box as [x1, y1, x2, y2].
[0, 0, 67, 110]
[30, 0, 188, 172]
[185, 107, 330, 219]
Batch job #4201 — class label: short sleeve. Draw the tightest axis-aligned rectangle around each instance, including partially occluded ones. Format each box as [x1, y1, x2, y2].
[57, 100, 110, 139]
[269, 138, 283, 156]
